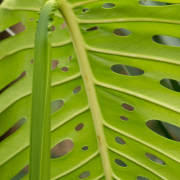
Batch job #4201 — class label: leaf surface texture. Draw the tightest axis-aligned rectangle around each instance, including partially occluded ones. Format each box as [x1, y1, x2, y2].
[0, 0, 180, 180]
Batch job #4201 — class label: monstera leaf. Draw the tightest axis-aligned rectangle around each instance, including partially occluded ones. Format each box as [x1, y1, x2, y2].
[1, 0, 180, 179]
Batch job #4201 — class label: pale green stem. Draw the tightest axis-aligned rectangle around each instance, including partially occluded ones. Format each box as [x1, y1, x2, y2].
[57, 0, 112, 179]
[29, 1, 57, 180]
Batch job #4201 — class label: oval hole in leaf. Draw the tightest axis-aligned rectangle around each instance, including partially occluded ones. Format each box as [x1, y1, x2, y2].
[51, 100, 64, 114]
[111, 64, 144, 76]
[102, 3, 116, 9]
[51, 139, 74, 159]
[61, 67, 69, 72]
[120, 116, 129, 121]
[73, 86, 81, 94]
[146, 120, 180, 142]
[11, 165, 29, 180]
[0, 71, 26, 94]
[31, 59, 33, 63]
[139, 0, 177, 6]
[0, 117, 26, 142]
[9, 22, 25, 34]
[30, 18, 34, 21]
[52, 26, 55, 31]
[137, 176, 150, 180]
[160, 78, 180, 93]
[114, 28, 131, 36]
[122, 103, 134, 111]
[86, 26, 99, 31]
[61, 22, 66, 29]
[82, 8, 90, 12]
[79, 171, 90, 179]
[115, 159, 127, 167]
[0, 22, 25, 42]
[115, 137, 126, 145]
[82, 146, 88, 151]
[152, 35, 180, 47]
[52, 60, 59, 70]
[75, 123, 84, 131]
[145, 153, 166, 165]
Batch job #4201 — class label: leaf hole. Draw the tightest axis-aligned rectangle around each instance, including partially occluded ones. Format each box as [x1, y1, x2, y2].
[115, 159, 127, 167]
[31, 59, 33, 63]
[160, 78, 180, 93]
[79, 171, 90, 179]
[30, 18, 34, 21]
[52, 60, 59, 70]
[121, 103, 134, 111]
[0, 71, 27, 94]
[73, 86, 81, 94]
[139, 0, 178, 6]
[102, 3, 116, 9]
[115, 137, 126, 145]
[75, 123, 84, 131]
[11, 165, 29, 180]
[51, 100, 64, 114]
[61, 67, 69, 72]
[111, 64, 144, 76]
[52, 26, 55, 31]
[82, 146, 89, 151]
[0, 117, 26, 142]
[145, 153, 166, 165]
[0, 30, 11, 41]
[137, 176, 150, 180]
[86, 26, 99, 32]
[51, 139, 74, 159]
[82, 8, 90, 12]
[61, 22, 66, 30]
[146, 120, 180, 142]
[113, 28, 131, 36]
[120, 116, 129, 121]
[152, 35, 180, 47]
[0, 22, 25, 41]
[10, 22, 25, 34]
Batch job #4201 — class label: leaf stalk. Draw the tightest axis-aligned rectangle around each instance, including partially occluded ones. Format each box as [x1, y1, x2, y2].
[29, 1, 57, 180]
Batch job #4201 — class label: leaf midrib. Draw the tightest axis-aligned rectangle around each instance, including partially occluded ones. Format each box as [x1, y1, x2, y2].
[58, 0, 112, 179]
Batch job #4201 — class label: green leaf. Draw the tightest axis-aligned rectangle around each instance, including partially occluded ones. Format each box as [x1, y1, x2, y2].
[1, 0, 180, 180]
